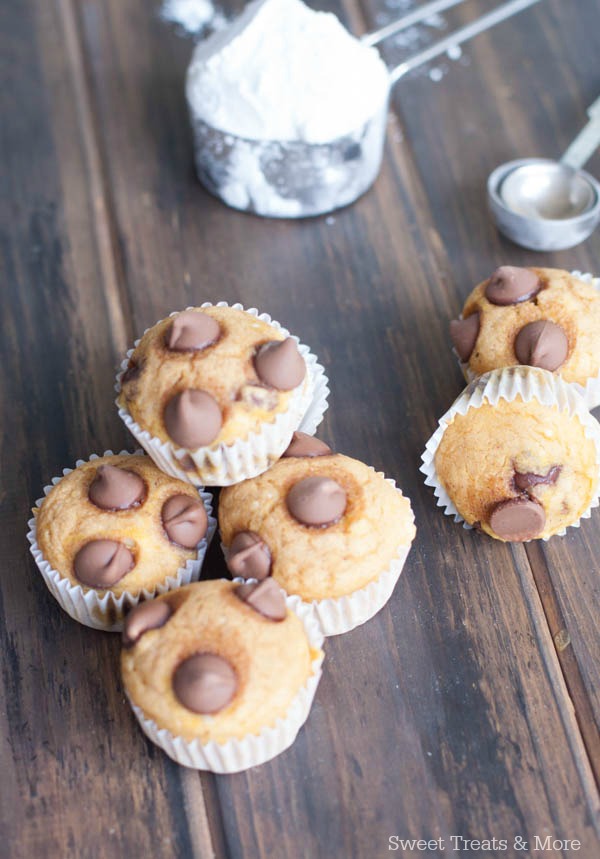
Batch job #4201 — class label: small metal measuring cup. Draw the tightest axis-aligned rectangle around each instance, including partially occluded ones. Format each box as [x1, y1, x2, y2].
[187, 0, 542, 218]
[487, 96, 600, 251]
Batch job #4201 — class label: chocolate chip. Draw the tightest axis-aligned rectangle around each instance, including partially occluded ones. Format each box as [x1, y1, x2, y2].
[73, 540, 135, 587]
[172, 653, 237, 714]
[489, 497, 546, 541]
[226, 531, 271, 580]
[168, 310, 220, 352]
[254, 338, 306, 390]
[164, 389, 222, 448]
[162, 494, 208, 548]
[449, 312, 480, 362]
[235, 579, 286, 621]
[88, 465, 146, 511]
[514, 320, 568, 371]
[282, 431, 332, 458]
[121, 360, 143, 386]
[485, 266, 540, 305]
[514, 465, 562, 492]
[122, 599, 172, 647]
[286, 476, 347, 527]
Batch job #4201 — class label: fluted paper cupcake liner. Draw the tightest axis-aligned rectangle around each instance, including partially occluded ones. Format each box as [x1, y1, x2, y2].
[420, 366, 600, 540]
[115, 303, 329, 487]
[224, 475, 415, 637]
[126, 595, 324, 772]
[455, 271, 600, 410]
[27, 451, 216, 631]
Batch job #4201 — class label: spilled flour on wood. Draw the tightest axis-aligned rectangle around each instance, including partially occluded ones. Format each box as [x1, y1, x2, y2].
[160, 0, 226, 36]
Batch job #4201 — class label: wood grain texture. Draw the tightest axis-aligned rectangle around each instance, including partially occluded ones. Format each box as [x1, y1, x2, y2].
[2, 0, 600, 856]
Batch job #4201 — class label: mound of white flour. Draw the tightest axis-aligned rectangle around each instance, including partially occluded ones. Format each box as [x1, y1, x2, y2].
[186, 0, 390, 143]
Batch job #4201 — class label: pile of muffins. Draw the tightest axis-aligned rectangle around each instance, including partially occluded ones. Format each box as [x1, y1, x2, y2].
[422, 267, 600, 542]
[28, 302, 416, 772]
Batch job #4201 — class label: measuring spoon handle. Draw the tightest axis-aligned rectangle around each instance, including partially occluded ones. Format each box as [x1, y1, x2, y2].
[388, 0, 543, 84]
[561, 96, 600, 171]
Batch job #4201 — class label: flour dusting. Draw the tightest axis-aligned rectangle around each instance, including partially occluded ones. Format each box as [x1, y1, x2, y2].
[160, 0, 226, 36]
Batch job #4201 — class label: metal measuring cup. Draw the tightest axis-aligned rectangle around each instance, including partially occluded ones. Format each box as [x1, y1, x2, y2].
[187, 0, 542, 218]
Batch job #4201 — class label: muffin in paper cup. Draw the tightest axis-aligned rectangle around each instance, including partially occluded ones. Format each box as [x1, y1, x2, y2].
[122, 580, 324, 772]
[115, 303, 329, 487]
[27, 451, 216, 631]
[285, 531, 412, 637]
[219, 442, 416, 637]
[421, 366, 600, 542]
[450, 268, 600, 410]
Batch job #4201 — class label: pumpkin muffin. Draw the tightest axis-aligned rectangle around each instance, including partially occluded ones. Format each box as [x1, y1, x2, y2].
[422, 367, 600, 541]
[121, 580, 324, 771]
[450, 267, 600, 407]
[29, 452, 213, 629]
[116, 304, 326, 486]
[219, 433, 415, 635]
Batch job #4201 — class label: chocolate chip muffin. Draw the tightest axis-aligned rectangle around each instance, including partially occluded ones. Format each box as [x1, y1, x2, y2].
[219, 433, 416, 635]
[29, 452, 213, 629]
[422, 367, 600, 542]
[121, 580, 324, 771]
[116, 304, 326, 486]
[450, 267, 600, 407]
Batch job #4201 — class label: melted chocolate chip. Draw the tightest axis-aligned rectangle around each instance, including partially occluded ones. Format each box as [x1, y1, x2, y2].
[122, 600, 173, 647]
[514, 320, 569, 371]
[235, 579, 286, 621]
[450, 313, 480, 362]
[162, 494, 208, 548]
[164, 389, 222, 449]
[121, 360, 143, 386]
[254, 338, 306, 390]
[172, 653, 237, 714]
[513, 465, 562, 493]
[88, 465, 146, 511]
[286, 476, 347, 527]
[282, 432, 332, 458]
[74, 540, 135, 587]
[168, 310, 220, 352]
[485, 266, 540, 306]
[489, 497, 546, 541]
[226, 531, 271, 580]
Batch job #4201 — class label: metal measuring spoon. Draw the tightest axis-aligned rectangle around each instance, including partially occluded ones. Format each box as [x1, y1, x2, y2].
[488, 96, 600, 251]
[187, 0, 542, 218]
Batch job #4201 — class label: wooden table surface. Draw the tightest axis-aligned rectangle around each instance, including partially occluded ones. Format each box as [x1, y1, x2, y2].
[2, 0, 600, 856]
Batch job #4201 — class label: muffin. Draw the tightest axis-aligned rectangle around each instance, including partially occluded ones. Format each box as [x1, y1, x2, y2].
[421, 367, 600, 541]
[219, 433, 416, 635]
[28, 452, 215, 630]
[116, 303, 329, 486]
[121, 579, 324, 772]
[449, 267, 600, 408]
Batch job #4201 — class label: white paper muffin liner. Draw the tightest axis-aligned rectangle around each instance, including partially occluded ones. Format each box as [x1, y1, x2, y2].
[115, 303, 329, 487]
[455, 271, 600, 410]
[223, 475, 415, 637]
[420, 366, 600, 540]
[126, 593, 324, 772]
[27, 451, 216, 631]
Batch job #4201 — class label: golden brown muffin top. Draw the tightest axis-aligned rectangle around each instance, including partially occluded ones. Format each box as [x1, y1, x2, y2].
[118, 306, 308, 449]
[121, 580, 321, 743]
[451, 267, 600, 386]
[219, 448, 415, 602]
[36, 454, 207, 596]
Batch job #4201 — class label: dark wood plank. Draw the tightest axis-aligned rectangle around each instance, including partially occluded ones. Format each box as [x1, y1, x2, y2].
[70, 0, 600, 856]
[0, 1, 214, 856]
